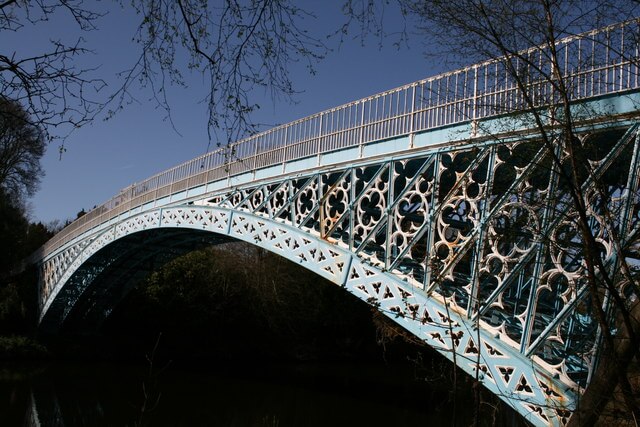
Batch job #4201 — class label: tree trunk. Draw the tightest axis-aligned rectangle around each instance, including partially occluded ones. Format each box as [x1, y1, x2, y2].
[567, 300, 640, 426]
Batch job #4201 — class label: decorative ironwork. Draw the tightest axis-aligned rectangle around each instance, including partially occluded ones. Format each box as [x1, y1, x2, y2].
[36, 122, 640, 426]
[39, 20, 640, 257]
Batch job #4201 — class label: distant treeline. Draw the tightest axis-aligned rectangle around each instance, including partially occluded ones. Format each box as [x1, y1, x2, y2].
[95, 243, 422, 365]
[0, 190, 54, 358]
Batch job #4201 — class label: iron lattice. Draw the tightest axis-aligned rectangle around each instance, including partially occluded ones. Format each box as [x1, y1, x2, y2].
[37, 122, 640, 427]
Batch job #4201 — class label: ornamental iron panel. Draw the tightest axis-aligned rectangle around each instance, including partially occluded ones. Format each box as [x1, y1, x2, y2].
[34, 122, 640, 427]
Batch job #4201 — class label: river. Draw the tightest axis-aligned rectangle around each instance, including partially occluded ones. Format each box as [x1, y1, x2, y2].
[1, 360, 524, 426]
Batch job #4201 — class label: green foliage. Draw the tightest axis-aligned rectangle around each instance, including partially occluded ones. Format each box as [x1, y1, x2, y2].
[0, 191, 28, 275]
[105, 242, 381, 363]
[143, 246, 242, 330]
[0, 99, 45, 204]
[0, 267, 42, 336]
[0, 335, 48, 360]
[23, 222, 53, 256]
[0, 99, 50, 342]
[0, 190, 52, 337]
[0, 283, 23, 324]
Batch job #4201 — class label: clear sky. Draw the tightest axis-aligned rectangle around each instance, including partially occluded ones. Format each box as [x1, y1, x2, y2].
[19, 2, 448, 225]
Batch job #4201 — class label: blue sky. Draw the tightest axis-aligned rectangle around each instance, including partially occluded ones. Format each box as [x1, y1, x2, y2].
[19, 2, 447, 224]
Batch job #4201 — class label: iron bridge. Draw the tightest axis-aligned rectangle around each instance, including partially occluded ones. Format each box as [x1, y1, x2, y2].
[31, 21, 640, 427]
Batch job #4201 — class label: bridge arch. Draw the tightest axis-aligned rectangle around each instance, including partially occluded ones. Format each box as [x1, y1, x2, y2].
[40, 204, 575, 427]
[40, 225, 231, 333]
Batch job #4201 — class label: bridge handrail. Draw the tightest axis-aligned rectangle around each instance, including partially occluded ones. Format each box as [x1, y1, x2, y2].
[39, 19, 640, 260]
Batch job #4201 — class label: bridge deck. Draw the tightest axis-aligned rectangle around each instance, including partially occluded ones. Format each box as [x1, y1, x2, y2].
[36, 20, 640, 263]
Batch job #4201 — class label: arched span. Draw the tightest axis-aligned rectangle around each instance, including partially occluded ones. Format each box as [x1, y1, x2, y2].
[39, 226, 231, 334]
[40, 205, 575, 427]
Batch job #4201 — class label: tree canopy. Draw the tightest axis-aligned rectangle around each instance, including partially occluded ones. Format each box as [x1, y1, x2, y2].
[0, 99, 45, 204]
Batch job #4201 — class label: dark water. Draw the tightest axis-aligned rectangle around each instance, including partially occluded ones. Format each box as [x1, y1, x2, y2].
[1, 361, 521, 426]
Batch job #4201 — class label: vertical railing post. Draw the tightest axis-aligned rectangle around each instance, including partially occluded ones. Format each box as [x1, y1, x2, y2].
[169, 168, 177, 200]
[409, 85, 416, 148]
[359, 100, 366, 158]
[282, 126, 289, 174]
[252, 135, 260, 181]
[152, 176, 160, 208]
[317, 113, 324, 166]
[472, 65, 479, 137]
[225, 144, 232, 188]
[635, 22, 639, 90]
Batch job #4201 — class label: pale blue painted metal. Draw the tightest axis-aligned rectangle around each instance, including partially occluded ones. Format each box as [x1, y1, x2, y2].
[31, 21, 640, 427]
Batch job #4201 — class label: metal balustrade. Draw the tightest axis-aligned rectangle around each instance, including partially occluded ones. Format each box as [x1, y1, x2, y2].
[40, 19, 640, 259]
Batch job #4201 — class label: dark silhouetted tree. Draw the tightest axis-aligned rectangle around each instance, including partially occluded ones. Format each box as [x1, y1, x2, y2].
[0, 99, 45, 204]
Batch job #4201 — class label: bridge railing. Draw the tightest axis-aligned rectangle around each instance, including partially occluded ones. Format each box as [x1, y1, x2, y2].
[39, 19, 640, 260]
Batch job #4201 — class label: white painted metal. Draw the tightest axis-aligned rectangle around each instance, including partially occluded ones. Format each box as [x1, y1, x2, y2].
[39, 20, 640, 259]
